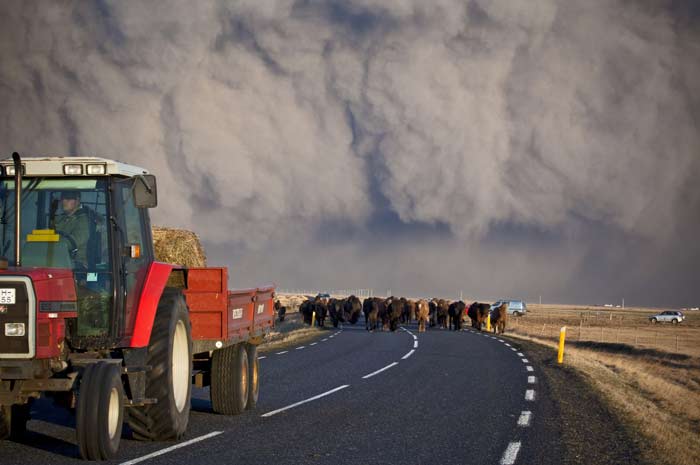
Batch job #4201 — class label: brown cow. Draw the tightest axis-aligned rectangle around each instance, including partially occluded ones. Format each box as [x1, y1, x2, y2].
[416, 300, 430, 333]
[491, 303, 508, 334]
[436, 299, 450, 329]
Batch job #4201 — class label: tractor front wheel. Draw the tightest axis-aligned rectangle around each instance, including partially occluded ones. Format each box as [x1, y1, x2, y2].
[76, 363, 124, 460]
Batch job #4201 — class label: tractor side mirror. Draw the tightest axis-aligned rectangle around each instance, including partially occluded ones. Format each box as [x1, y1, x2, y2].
[133, 175, 157, 208]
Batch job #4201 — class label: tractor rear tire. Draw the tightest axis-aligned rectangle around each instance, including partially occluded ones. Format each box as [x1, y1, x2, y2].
[76, 363, 124, 460]
[128, 290, 192, 441]
[246, 344, 259, 410]
[210, 344, 248, 415]
[0, 403, 30, 440]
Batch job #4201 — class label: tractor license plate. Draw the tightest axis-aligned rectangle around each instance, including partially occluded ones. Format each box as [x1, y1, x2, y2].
[0, 289, 16, 304]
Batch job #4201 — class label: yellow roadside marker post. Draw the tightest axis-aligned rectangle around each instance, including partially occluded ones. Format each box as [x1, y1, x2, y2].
[486, 314, 491, 332]
[557, 326, 567, 364]
[311, 311, 316, 327]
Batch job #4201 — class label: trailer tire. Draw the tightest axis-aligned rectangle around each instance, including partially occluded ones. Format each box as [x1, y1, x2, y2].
[210, 344, 248, 415]
[246, 344, 259, 410]
[0, 403, 30, 440]
[77, 363, 124, 460]
[128, 290, 192, 441]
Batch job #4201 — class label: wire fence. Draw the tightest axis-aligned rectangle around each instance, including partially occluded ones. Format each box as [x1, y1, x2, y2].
[509, 318, 700, 356]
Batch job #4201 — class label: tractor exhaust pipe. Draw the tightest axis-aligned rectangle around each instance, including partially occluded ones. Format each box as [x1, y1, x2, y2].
[12, 151, 21, 267]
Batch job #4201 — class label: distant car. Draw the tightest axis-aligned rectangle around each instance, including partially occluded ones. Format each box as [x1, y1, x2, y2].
[315, 293, 331, 301]
[649, 311, 685, 324]
[491, 300, 527, 316]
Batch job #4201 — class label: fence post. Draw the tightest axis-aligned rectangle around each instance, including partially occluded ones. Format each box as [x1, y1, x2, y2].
[311, 311, 316, 327]
[676, 336, 679, 352]
[557, 327, 567, 364]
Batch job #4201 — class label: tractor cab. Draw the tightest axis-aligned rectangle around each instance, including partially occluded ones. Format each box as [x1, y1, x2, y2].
[0, 155, 157, 350]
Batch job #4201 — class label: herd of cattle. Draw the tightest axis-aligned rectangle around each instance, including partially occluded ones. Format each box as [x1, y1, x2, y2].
[288, 295, 509, 334]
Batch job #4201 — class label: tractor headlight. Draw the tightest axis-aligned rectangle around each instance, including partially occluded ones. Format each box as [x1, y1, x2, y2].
[86, 163, 106, 175]
[63, 164, 84, 175]
[5, 322, 25, 337]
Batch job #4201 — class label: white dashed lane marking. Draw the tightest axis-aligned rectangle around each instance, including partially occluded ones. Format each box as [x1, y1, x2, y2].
[526, 366, 534, 372]
[310, 342, 317, 346]
[275, 351, 288, 355]
[295, 346, 305, 350]
[517, 411, 532, 427]
[528, 376, 536, 384]
[525, 389, 536, 401]
[258, 356, 267, 360]
[521, 358, 529, 363]
[118, 431, 223, 465]
[413, 340, 418, 349]
[517, 352, 524, 357]
[261, 385, 350, 418]
[500, 442, 521, 465]
[362, 362, 399, 379]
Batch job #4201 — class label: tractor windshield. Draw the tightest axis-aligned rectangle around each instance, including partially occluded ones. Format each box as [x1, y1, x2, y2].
[0, 178, 113, 337]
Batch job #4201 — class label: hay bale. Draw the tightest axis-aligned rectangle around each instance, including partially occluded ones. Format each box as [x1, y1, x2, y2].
[152, 226, 207, 268]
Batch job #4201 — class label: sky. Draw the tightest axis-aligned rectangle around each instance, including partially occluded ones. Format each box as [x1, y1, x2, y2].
[1, 0, 698, 307]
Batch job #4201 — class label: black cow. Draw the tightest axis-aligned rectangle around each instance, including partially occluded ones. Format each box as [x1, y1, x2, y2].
[468, 302, 491, 330]
[448, 301, 467, 330]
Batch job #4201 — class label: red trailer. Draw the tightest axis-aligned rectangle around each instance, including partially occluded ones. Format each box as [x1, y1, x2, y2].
[0, 154, 275, 460]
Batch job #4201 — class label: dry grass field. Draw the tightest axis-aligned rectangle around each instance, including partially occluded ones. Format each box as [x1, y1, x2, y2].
[507, 304, 700, 465]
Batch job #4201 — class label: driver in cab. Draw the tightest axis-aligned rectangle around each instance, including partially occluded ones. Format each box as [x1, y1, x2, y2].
[54, 191, 90, 269]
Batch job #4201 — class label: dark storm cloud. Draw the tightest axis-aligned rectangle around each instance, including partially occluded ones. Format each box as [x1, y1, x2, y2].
[0, 0, 698, 306]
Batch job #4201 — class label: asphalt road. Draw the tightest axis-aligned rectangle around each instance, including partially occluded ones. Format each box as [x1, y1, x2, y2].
[1, 322, 566, 465]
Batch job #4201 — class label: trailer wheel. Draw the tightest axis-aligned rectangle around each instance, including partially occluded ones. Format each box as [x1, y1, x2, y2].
[77, 363, 124, 460]
[246, 344, 259, 410]
[128, 290, 192, 441]
[0, 403, 30, 440]
[210, 344, 248, 415]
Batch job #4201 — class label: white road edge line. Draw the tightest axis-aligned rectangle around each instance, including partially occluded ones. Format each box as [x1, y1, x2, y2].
[362, 362, 399, 379]
[413, 341, 418, 349]
[528, 376, 536, 384]
[119, 431, 223, 465]
[402, 349, 415, 360]
[518, 411, 532, 427]
[525, 389, 536, 401]
[261, 385, 350, 418]
[275, 351, 288, 355]
[500, 441, 521, 465]
[526, 366, 534, 372]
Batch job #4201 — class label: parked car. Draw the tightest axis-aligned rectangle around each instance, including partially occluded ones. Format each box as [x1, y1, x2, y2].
[491, 300, 527, 316]
[649, 311, 685, 324]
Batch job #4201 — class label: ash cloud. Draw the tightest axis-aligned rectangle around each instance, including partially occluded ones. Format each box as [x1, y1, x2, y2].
[0, 0, 698, 307]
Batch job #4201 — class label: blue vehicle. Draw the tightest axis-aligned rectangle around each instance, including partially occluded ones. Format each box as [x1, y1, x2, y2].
[491, 300, 527, 316]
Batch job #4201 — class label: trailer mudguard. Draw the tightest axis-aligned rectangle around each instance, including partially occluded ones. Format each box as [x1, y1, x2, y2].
[128, 262, 180, 348]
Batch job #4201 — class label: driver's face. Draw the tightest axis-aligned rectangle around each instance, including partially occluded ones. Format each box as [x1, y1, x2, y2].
[61, 198, 79, 214]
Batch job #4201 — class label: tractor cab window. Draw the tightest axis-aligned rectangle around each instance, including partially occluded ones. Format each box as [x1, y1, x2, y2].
[0, 178, 113, 337]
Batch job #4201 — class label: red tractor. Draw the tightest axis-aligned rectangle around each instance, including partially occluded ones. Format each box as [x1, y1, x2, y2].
[0, 153, 274, 459]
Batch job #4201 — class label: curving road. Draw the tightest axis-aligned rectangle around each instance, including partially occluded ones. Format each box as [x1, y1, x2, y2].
[1, 322, 566, 465]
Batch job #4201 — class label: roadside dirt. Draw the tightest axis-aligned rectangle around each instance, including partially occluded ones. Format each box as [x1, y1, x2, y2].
[515, 338, 649, 465]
